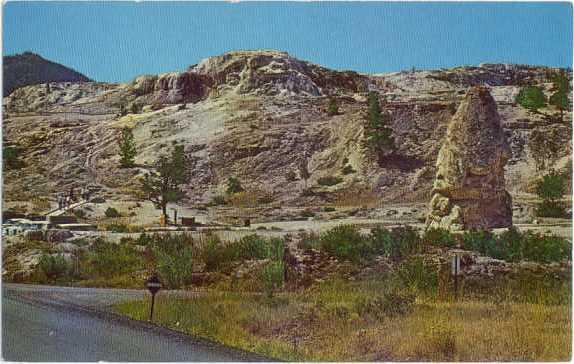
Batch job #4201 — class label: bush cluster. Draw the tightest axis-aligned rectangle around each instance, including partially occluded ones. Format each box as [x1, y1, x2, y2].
[300, 224, 570, 265]
[300, 224, 422, 264]
[461, 228, 571, 263]
[147, 234, 195, 289]
[104, 207, 121, 218]
[317, 176, 343, 186]
[202, 234, 284, 271]
[34, 239, 145, 285]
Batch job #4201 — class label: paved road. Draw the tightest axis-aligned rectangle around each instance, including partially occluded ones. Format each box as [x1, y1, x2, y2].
[2, 284, 270, 362]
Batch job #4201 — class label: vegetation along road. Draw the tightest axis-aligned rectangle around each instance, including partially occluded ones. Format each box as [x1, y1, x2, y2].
[2, 284, 270, 362]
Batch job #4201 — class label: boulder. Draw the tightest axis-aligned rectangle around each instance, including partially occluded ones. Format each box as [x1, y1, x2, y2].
[426, 86, 512, 231]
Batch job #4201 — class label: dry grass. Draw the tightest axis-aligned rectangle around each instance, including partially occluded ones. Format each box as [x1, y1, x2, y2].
[115, 282, 571, 361]
[333, 187, 381, 208]
[227, 190, 274, 208]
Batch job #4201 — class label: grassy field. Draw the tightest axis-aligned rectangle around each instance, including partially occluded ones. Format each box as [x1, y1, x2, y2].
[115, 278, 572, 361]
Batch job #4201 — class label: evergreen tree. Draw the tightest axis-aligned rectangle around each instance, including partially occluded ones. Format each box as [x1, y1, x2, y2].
[119, 128, 137, 168]
[549, 71, 570, 122]
[141, 145, 189, 218]
[535, 171, 566, 217]
[551, 70, 570, 93]
[515, 85, 546, 112]
[327, 98, 339, 116]
[550, 91, 570, 122]
[365, 91, 395, 153]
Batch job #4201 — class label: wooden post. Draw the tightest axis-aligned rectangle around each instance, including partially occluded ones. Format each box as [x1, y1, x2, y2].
[149, 292, 156, 321]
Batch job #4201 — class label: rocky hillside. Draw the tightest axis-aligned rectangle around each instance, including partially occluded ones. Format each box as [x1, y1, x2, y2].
[2, 50, 571, 214]
[3, 52, 91, 97]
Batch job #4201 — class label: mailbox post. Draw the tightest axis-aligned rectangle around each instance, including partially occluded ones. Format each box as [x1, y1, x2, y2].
[146, 274, 162, 322]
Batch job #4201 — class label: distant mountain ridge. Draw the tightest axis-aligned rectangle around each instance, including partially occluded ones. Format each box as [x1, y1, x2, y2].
[3, 52, 91, 96]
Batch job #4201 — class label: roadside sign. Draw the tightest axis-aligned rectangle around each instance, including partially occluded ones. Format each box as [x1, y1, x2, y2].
[451, 254, 461, 276]
[146, 274, 162, 321]
[146, 274, 162, 295]
[451, 254, 462, 300]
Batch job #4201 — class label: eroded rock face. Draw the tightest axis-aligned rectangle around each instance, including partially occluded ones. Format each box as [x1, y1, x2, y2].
[131, 72, 213, 104]
[426, 86, 512, 230]
[191, 50, 368, 96]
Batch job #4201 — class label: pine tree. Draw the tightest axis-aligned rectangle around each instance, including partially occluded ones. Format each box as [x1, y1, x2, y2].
[327, 98, 339, 116]
[550, 91, 570, 122]
[549, 71, 570, 122]
[515, 85, 546, 112]
[365, 91, 395, 153]
[141, 145, 189, 218]
[119, 128, 137, 168]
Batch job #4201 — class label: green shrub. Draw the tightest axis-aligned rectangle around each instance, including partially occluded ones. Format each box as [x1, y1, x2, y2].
[319, 224, 371, 263]
[87, 240, 144, 279]
[236, 234, 270, 260]
[535, 172, 567, 217]
[460, 228, 570, 264]
[515, 85, 546, 112]
[496, 227, 525, 262]
[108, 223, 129, 233]
[369, 225, 394, 256]
[327, 98, 339, 116]
[105, 207, 121, 218]
[298, 231, 321, 250]
[135, 233, 155, 246]
[397, 256, 438, 294]
[3, 145, 25, 169]
[202, 235, 285, 272]
[37, 254, 73, 280]
[260, 261, 284, 298]
[521, 232, 571, 263]
[423, 228, 457, 248]
[341, 165, 356, 175]
[150, 234, 195, 288]
[201, 234, 225, 271]
[226, 177, 244, 194]
[266, 237, 285, 261]
[323, 206, 336, 212]
[535, 200, 567, 218]
[371, 225, 421, 260]
[318, 176, 343, 186]
[460, 230, 504, 260]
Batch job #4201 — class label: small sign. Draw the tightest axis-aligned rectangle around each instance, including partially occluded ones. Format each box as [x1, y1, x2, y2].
[451, 254, 461, 276]
[146, 274, 162, 295]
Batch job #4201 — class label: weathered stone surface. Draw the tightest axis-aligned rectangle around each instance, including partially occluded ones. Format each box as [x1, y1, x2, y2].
[132, 71, 213, 104]
[426, 86, 512, 230]
[191, 50, 369, 96]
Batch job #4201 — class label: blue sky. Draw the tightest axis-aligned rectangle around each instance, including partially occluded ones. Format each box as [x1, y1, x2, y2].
[4, 1, 573, 83]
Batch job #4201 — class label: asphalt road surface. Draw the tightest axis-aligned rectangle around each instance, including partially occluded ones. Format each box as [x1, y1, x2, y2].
[2, 284, 269, 362]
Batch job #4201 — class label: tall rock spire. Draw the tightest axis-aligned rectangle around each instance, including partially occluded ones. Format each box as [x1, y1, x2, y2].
[426, 86, 512, 231]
